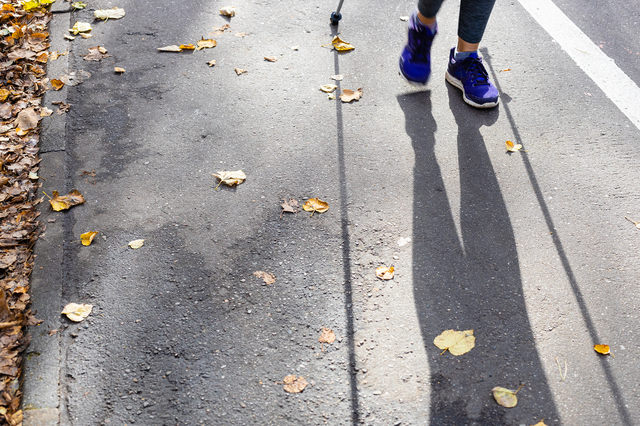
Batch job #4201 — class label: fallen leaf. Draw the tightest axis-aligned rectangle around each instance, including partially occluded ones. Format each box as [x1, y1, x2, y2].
[253, 271, 275, 285]
[506, 140, 522, 152]
[80, 33, 93, 39]
[531, 421, 548, 426]
[40, 107, 53, 117]
[36, 52, 48, 63]
[128, 239, 145, 249]
[319, 327, 335, 344]
[83, 46, 111, 61]
[210, 24, 231, 36]
[400, 16, 409, 21]
[0, 89, 9, 102]
[433, 329, 475, 356]
[280, 198, 299, 217]
[375, 266, 394, 280]
[340, 88, 363, 103]
[283, 375, 308, 393]
[303, 198, 329, 216]
[71, 1, 87, 10]
[60, 70, 92, 86]
[235, 68, 247, 75]
[212, 170, 246, 189]
[492, 384, 524, 408]
[29, 172, 39, 180]
[594, 344, 614, 358]
[499, 68, 512, 73]
[49, 190, 85, 211]
[196, 38, 217, 50]
[15, 108, 41, 131]
[289, 45, 299, 50]
[48, 329, 59, 336]
[220, 6, 236, 16]
[94, 7, 126, 20]
[264, 56, 278, 62]
[325, 36, 355, 51]
[114, 67, 125, 73]
[320, 84, 337, 93]
[70, 21, 92, 35]
[157, 45, 182, 52]
[328, 93, 336, 100]
[234, 32, 249, 38]
[64, 34, 76, 40]
[207, 60, 216, 67]
[330, 74, 343, 81]
[53, 101, 71, 114]
[180, 44, 196, 50]
[50, 50, 69, 61]
[51, 79, 64, 90]
[61, 303, 92, 322]
[80, 231, 98, 246]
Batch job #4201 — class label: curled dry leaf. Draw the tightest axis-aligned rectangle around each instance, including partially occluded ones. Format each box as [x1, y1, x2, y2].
[180, 44, 196, 51]
[433, 329, 475, 356]
[114, 67, 125, 73]
[64, 34, 76, 41]
[283, 375, 308, 393]
[71, 1, 87, 10]
[220, 6, 236, 16]
[212, 170, 246, 189]
[196, 39, 217, 50]
[94, 7, 126, 20]
[70, 21, 92, 35]
[594, 344, 614, 358]
[375, 266, 394, 280]
[80, 33, 93, 39]
[330, 74, 344, 81]
[340, 88, 363, 103]
[80, 231, 98, 246]
[83, 46, 110, 61]
[207, 60, 216, 67]
[49, 190, 85, 211]
[303, 198, 329, 216]
[325, 36, 355, 51]
[62, 303, 92, 322]
[253, 271, 275, 285]
[235, 68, 247, 75]
[320, 84, 337, 93]
[492, 384, 523, 408]
[319, 327, 335, 344]
[280, 198, 299, 218]
[264, 56, 278, 62]
[506, 140, 522, 152]
[158, 45, 183, 52]
[15, 108, 41, 131]
[128, 239, 145, 249]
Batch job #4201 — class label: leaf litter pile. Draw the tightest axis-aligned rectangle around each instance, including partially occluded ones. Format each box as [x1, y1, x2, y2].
[0, 1, 57, 423]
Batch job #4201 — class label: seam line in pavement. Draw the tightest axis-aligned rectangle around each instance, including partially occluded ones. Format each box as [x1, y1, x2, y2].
[518, 0, 640, 132]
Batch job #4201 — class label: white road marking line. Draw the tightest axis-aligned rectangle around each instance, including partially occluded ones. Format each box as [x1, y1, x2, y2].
[518, 0, 640, 131]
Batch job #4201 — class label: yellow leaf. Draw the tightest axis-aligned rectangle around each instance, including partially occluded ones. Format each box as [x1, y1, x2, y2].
[327, 36, 355, 51]
[220, 6, 236, 16]
[22, 0, 54, 11]
[71, 2, 87, 10]
[81, 231, 98, 246]
[303, 198, 329, 216]
[70, 21, 92, 35]
[492, 384, 523, 408]
[114, 67, 125, 73]
[340, 88, 363, 103]
[433, 329, 475, 356]
[51, 79, 65, 90]
[36, 51, 48, 63]
[594, 344, 614, 358]
[180, 44, 196, 50]
[196, 38, 217, 50]
[49, 190, 85, 211]
[157, 45, 182, 52]
[235, 68, 247, 75]
[319, 327, 335, 344]
[207, 60, 216, 67]
[506, 140, 522, 152]
[61, 303, 92, 322]
[94, 7, 126, 20]
[283, 375, 308, 393]
[212, 170, 246, 189]
[320, 84, 337, 93]
[0, 89, 10, 102]
[128, 239, 145, 249]
[253, 271, 275, 285]
[531, 421, 548, 426]
[375, 266, 394, 280]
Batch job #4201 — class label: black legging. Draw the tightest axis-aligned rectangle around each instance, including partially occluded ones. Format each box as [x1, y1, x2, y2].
[418, 0, 497, 44]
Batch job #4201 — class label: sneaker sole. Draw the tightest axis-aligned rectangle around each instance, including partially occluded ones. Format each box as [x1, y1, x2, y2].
[445, 70, 499, 109]
[398, 59, 429, 86]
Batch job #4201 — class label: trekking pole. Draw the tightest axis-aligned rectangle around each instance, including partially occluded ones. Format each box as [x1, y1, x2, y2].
[330, 0, 344, 25]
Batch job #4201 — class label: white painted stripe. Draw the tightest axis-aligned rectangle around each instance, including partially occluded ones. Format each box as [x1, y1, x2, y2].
[518, 0, 640, 131]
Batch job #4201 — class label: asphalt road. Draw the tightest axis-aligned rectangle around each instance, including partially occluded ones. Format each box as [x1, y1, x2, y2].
[23, 0, 640, 425]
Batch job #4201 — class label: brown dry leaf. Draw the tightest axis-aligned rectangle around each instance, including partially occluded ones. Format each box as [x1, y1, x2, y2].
[15, 108, 41, 131]
[264, 56, 278, 62]
[51, 79, 64, 90]
[157, 45, 182, 52]
[235, 68, 247, 75]
[50, 50, 69, 61]
[80, 231, 98, 246]
[303, 198, 329, 216]
[211, 24, 231, 36]
[83, 46, 111, 61]
[61, 303, 92, 322]
[234, 32, 249, 38]
[433, 329, 475, 356]
[280, 198, 299, 218]
[40, 107, 53, 117]
[320, 84, 337, 93]
[594, 344, 614, 358]
[36, 51, 48, 63]
[49, 190, 85, 211]
[207, 60, 216, 67]
[283, 375, 308, 393]
[340, 88, 363, 103]
[128, 239, 145, 249]
[506, 140, 522, 152]
[196, 38, 217, 51]
[53, 101, 71, 114]
[220, 6, 236, 16]
[375, 266, 394, 280]
[319, 327, 335, 344]
[492, 384, 523, 408]
[531, 421, 548, 426]
[94, 7, 126, 20]
[253, 271, 275, 285]
[114, 67, 125, 73]
[0, 103, 12, 119]
[180, 44, 196, 51]
[325, 36, 355, 51]
[212, 170, 246, 189]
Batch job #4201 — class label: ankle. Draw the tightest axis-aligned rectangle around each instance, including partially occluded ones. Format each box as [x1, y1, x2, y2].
[415, 11, 437, 32]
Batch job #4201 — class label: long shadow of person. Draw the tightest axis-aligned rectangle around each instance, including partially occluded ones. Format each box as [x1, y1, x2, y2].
[397, 88, 559, 424]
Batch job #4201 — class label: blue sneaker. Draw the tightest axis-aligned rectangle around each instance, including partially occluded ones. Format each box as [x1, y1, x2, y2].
[445, 48, 499, 108]
[399, 13, 437, 85]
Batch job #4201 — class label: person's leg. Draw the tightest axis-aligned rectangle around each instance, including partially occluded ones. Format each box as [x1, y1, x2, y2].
[445, 0, 499, 108]
[398, 0, 445, 85]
